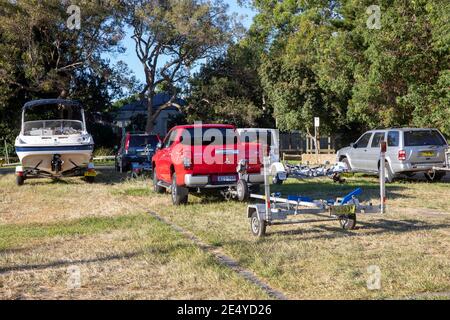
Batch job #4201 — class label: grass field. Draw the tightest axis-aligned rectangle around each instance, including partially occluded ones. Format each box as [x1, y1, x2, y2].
[0, 168, 449, 299]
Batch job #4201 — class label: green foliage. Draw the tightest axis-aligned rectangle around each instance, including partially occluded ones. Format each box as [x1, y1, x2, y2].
[125, 0, 236, 132]
[187, 41, 273, 127]
[0, 0, 134, 146]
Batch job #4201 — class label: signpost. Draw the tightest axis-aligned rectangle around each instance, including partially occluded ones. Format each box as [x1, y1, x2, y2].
[379, 141, 387, 214]
[314, 117, 320, 155]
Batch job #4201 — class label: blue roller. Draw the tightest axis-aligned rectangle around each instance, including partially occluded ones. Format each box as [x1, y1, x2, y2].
[287, 195, 314, 203]
[340, 188, 362, 205]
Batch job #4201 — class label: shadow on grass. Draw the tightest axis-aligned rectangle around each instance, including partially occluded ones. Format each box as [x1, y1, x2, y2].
[0, 242, 191, 274]
[263, 218, 450, 240]
[21, 167, 128, 186]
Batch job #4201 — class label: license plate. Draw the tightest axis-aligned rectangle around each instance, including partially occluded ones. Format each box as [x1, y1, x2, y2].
[331, 205, 356, 215]
[84, 171, 97, 177]
[218, 175, 236, 182]
[420, 151, 435, 157]
[277, 172, 287, 180]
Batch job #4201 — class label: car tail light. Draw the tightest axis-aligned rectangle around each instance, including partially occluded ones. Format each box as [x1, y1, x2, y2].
[398, 150, 406, 161]
[124, 134, 130, 154]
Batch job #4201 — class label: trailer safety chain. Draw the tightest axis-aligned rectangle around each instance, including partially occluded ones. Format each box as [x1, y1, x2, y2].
[147, 211, 289, 300]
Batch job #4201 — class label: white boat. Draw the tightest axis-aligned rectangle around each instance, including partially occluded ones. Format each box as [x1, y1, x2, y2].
[14, 99, 96, 185]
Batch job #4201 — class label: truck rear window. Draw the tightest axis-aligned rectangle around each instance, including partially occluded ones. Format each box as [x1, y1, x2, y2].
[180, 128, 238, 146]
[404, 130, 446, 146]
[130, 135, 159, 147]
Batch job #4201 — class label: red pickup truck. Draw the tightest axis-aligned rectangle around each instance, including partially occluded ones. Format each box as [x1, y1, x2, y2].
[152, 124, 264, 205]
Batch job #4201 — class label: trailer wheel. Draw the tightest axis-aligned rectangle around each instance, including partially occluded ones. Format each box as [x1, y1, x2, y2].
[171, 174, 188, 205]
[339, 214, 356, 230]
[250, 211, 266, 237]
[16, 175, 24, 186]
[237, 179, 250, 202]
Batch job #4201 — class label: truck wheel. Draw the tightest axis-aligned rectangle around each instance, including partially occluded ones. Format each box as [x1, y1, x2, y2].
[153, 168, 165, 194]
[115, 158, 120, 172]
[424, 171, 445, 182]
[339, 214, 356, 230]
[16, 175, 25, 186]
[171, 174, 188, 205]
[236, 179, 250, 202]
[250, 211, 266, 237]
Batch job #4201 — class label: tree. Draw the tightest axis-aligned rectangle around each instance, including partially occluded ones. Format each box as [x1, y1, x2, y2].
[125, 0, 237, 133]
[187, 41, 272, 127]
[312, 0, 450, 136]
[249, 0, 347, 138]
[0, 0, 132, 144]
[247, 0, 450, 139]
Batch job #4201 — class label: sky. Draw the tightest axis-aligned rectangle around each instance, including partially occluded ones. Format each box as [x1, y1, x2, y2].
[105, 0, 257, 85]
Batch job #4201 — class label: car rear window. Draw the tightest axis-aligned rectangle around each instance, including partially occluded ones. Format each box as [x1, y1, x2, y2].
[404, 130, 446, 146]
[387, 131, 399, 147]
[129, 135, 159, 147]
[180, 128, 238, 146]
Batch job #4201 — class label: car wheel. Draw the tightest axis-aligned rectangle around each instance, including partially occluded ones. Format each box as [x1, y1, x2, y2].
[379, 161, 394, 183]
[153, 168, 165, 194]
[171, 174, 188, 205]
[236, 179, 250, 202]
[342, 157, 352, 171]
[85, 176, 95, 183]
[424, 171, 445, 182]
[385, 162, 395, 183]
[250, 211, 266, 237]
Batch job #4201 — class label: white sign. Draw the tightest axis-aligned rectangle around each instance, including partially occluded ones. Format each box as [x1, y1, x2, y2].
[314, 117, 320, 127]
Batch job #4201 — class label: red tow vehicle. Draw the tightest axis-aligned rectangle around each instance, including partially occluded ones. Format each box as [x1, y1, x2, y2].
[152, 124, 264, 205]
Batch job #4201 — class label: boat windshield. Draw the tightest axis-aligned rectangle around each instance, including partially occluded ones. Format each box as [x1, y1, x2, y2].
[23, 120, 83, 136]
[23, 103, 85, 136]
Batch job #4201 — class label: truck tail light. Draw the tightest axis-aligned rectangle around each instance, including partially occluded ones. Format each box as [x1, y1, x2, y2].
[124, 134, 130, 154]
[183, 157, 192, 169]
[398, 150, 406, 161]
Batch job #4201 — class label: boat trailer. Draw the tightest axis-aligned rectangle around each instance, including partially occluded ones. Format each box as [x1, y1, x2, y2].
[247, 143, 388, 237]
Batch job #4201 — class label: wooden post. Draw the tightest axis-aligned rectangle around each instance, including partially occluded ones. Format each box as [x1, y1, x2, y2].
[4, 140, 9, 165]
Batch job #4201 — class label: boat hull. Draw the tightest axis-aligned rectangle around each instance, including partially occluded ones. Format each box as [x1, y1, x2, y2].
[15, 144, 94, 174]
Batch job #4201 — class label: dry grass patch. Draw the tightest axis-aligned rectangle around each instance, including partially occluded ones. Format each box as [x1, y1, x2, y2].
[0, 213, 268, 299]
[1, 168, 449, 300]
[148, 176, 450, 299]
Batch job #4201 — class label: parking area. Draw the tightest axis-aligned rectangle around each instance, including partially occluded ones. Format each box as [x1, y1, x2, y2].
[0, 167, 449, 299]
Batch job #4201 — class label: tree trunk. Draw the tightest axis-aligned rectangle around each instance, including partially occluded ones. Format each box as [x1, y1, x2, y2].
[145, 95, 154, 134]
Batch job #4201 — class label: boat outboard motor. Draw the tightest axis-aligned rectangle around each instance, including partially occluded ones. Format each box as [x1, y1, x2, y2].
[51, 154, 63, 172]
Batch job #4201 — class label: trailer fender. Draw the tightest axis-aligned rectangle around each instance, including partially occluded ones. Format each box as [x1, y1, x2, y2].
[270, 162, 286, 176]
[247, 204, 266, 221]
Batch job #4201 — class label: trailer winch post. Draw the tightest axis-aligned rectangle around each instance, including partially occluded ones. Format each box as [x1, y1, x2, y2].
[263, 156, 271, 222]
[380, 141, 387, 214]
